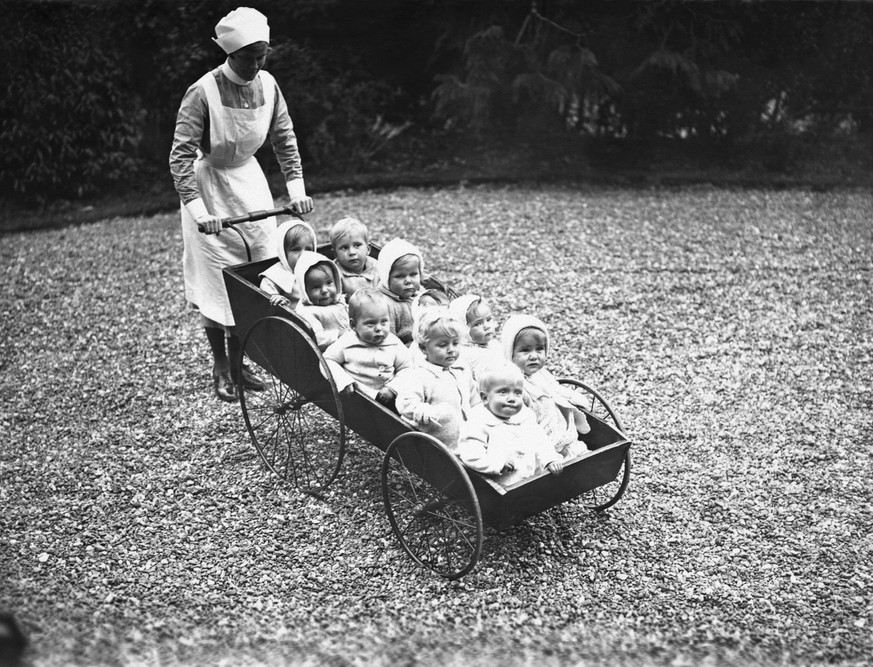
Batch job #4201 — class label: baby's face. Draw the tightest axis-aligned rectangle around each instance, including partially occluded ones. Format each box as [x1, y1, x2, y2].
[285, 232, 315, 270]
[387, 256, 421, 300]
[424, 332, 460, 368]
[305, 266, 338, 306]
[482, 377, 524, 420]
[511, 328, 547, 377]
[334, 231, 369, 274]
[467, 301, 495, 345]
[353, 302, 390, 345]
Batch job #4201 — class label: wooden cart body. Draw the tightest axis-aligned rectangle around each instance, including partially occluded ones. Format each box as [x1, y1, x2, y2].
[223, 241, 631, 576]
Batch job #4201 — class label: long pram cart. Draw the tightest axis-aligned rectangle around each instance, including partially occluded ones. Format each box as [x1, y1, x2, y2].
[220, 207, 631, 579]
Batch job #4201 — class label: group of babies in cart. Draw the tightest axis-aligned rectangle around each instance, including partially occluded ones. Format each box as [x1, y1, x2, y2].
[258, 216, 593, 489]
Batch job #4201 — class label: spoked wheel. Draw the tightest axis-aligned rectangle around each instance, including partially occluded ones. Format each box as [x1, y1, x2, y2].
[381, 433, 483, 579]
[559, 378, 630, 511]
[558, 378, 625, 432]
[581, 448, 630, 511]
[238, 316, 345, 496]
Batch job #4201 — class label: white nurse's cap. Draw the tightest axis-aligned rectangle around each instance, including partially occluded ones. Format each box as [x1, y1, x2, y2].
[212, 7, 270, 54]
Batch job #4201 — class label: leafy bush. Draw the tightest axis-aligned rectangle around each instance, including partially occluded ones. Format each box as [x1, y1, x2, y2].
[1, 4, 145, 201]
[264, 41, 410, 172]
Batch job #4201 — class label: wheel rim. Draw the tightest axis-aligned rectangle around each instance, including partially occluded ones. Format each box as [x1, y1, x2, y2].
[557, 378, 630, 511]
[381, 433, 483, 579]
[557, 377, 624, 432]
[238, 316, 346, 495]
[581, 448, 630, 511]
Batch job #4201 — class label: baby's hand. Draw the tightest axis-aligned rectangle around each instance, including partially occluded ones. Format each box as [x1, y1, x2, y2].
[375, 387, 396, 406]
[501, 461, 515, 474]
[269, 295, 291, 308]
[340, 382, 357, 396]
[417, 405, 443, 426]
[422, 411, 442, 426]
[546, 461, 564, 476]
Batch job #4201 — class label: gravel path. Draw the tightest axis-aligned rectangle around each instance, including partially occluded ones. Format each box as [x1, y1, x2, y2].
[1, 185, 871, 666]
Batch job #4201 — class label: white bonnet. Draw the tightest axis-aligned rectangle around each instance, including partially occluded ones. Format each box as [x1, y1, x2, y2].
[376, 238, 424, 286]
[448, 294, 481, 327]
[213, 7, 270, 54]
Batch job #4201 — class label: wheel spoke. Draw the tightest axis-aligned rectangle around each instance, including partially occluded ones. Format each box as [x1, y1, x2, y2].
[382, 434, 483, 579]
[240, 316, 346, 494]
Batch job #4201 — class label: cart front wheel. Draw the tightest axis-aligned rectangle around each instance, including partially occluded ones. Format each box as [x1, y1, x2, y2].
[557, 378, 625, 432]
[239, 316, 346, 496]
[582, 447, 630, 511]
[381, 433, 483, 579]
[558, 378, 630, 511]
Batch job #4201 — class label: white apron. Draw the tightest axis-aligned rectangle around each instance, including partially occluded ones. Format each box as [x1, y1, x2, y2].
[180, 68, 277, 326]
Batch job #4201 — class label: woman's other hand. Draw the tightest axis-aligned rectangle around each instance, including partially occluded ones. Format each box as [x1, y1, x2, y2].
[198, 215, 223, 235]
[289, 196, 313, 215]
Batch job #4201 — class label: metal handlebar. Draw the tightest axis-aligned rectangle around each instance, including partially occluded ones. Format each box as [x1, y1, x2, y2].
[197, 204, 305, 233]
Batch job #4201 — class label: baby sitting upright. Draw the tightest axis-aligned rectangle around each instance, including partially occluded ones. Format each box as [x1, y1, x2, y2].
[449, 293, 502, 382]
[459, 363, 563, 488]
[392, 311, 480, 453]
[502, 314, 591, 460]
[324, 288, 413, 404]
[330, 216, 379, 299]
[258, 219, 317, 309]
[377, 238, 424, 346]
[294, 251, 350, 350]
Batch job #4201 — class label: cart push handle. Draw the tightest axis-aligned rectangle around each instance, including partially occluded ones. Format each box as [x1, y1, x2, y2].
[196, 204, 306, 233]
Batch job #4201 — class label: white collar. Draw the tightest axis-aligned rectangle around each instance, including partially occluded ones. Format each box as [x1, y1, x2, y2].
[421, 360, 461, 375]
[221, 60, 254, 86]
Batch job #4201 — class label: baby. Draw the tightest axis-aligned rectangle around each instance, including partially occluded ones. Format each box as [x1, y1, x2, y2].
[329, 216, 379, 298]
[294, 251, 350, 350]
[502, 314, 591, 460]
[258, 219, 317, 309]
[449, 293, 502, 381]
[377, 238, 424, 346]
[392, 311, 480, 453]
[324, 288, 413, 404]
[459, 363, 563, 488]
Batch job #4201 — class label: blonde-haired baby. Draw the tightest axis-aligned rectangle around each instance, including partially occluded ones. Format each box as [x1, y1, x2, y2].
[392, 311, 480, 453]
[377, 238, 424, 346]
[329, 216, 379, 298]
[259, 219, 317, 309]
[459, 363, 563, 488]
[324, 288, 413, 404]
[294, 251, 350, 350]
[502, 314, 591, 460]
[449, 293, 502, 381]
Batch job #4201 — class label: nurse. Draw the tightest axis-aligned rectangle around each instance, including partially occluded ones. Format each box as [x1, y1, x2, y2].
[169, 7, 313, 402]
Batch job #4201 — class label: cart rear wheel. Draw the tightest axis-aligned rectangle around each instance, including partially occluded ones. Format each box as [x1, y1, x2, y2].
[238, 316, 345, 496]
[381, 433, 483, 579]
[558, 378, 625, 432]
[558, 378, 630, 511]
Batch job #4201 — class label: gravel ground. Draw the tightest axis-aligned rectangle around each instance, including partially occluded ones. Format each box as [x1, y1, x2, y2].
[1, 185, 871, 666]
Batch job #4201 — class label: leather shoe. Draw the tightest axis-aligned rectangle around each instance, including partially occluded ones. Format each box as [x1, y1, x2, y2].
[213, 369, 237, 403]
[239, 364, 266, 392]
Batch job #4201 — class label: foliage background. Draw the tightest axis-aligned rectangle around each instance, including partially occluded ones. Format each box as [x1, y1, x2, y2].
[2, 0, 873, 211]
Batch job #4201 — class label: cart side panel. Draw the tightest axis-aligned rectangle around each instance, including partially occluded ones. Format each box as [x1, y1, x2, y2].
[385, 432, 477, 503]
[339, 392, 412, 452]
[474, 416, 631, 530]
[226, 262, 417, 448]
[224, 261, 309, 340]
